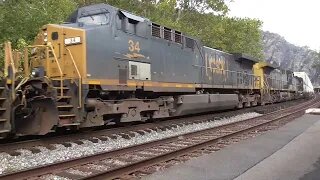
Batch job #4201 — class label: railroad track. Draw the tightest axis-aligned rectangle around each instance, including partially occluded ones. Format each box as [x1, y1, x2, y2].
[0, 98, 302, 154]
[0, 96, 318, 180]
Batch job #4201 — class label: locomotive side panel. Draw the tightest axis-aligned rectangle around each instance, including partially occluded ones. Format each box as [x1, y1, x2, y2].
[202, 47, 238, 89]
[201, 49, 259, 90]
[83, 7, 199, 92]
[84, 9, 154, 90]
[148, 31, 199, 87]
[86, 26, 120, 82]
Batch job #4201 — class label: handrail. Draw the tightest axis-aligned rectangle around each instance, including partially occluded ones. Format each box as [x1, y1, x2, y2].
[4, 42, 16, 99]
[47, 44, 64, 97]
[24, 44, 83, 107]
[26, 45, 48, 48]
[65, 48, 82, 108]
[23, 48, 29, 77]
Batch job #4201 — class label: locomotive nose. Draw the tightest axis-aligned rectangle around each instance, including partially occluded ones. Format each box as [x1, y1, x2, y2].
[13, 79, 59, 135]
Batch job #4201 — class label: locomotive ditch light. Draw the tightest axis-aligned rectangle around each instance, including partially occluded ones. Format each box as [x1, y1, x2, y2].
[31, 70, 37, 77]
[31, 67, 45, 77]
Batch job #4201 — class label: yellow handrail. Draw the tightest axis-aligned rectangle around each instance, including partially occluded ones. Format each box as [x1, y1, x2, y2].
[47, 44, 64, 97]
[65, 48, 82, 108]
[23, 48, 29, 77]
[26, 45, 48, 48]
[4, 42, 16, 99]
[23, 44, 83, 107]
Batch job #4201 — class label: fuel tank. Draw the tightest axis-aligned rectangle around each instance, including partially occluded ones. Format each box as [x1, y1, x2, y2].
[172, 94, 239, 116]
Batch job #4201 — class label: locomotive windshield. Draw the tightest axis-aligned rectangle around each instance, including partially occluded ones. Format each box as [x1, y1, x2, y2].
[78, 13, 110, 25]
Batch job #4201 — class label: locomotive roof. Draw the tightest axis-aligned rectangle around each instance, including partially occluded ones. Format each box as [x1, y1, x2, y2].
[67, 3, 150, 23]
[233, 53, 259, 63]
[233, 53, 279, 69]
[203, 46, 233, 55]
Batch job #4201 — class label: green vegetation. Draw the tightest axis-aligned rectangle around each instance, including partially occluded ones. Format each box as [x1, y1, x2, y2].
[0, 0, 264, 67]
[312, 51, 320, 79]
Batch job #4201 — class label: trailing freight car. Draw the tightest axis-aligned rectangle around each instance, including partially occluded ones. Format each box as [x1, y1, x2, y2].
[0, 3, 309, 137]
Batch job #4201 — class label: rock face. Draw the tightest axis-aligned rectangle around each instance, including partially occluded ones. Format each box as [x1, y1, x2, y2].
[262, 31, 319, 85]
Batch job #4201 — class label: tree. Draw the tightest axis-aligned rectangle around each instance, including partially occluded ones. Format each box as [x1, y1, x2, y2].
[312, 51, 320, 82]
[0, 0, 76, 46]
[0, 0, 264, 70]
[177, 0, 229, 15]
[0, 0, 76, 71]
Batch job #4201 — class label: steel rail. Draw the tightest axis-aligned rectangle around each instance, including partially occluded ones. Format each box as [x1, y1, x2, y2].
[91, 113, 308, 180]
[86, 96, 320, 179]
[0, 96, 317, 180]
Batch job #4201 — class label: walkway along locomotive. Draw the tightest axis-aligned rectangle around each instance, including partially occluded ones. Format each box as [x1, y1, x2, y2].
[0, 3, 307, 138]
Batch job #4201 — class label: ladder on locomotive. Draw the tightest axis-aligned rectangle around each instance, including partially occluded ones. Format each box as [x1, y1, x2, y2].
[262, 76, 272, 104]
[24, 43, 82, 128]
[0, 42, 20, 137]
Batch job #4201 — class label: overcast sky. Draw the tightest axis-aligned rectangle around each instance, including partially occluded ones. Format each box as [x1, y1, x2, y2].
[228, 0, 320, 50]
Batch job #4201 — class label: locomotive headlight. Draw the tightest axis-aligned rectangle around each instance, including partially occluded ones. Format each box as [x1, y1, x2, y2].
[64, 37, 81, 45]
[31, 47, 37, 55]
[31, 68, 40, 77]
[31, 67, 45, 77]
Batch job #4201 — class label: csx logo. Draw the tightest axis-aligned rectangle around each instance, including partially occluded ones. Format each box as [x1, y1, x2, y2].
[205, 54, 227, 76]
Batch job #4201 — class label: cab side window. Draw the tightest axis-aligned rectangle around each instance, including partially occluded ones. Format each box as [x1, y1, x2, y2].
[78, 13, 110, 25]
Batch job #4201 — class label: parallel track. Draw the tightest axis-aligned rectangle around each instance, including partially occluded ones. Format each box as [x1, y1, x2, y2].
[0, 96, 318, 180]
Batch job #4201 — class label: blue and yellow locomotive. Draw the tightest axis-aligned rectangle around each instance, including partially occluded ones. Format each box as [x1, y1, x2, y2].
[1, 3, 306, 137]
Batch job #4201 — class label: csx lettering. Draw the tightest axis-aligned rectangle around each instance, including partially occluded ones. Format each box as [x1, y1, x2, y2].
[205, 54, 226, 76]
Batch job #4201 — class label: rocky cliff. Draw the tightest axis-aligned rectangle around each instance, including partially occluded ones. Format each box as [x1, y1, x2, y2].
[262, 31, 319, 85]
